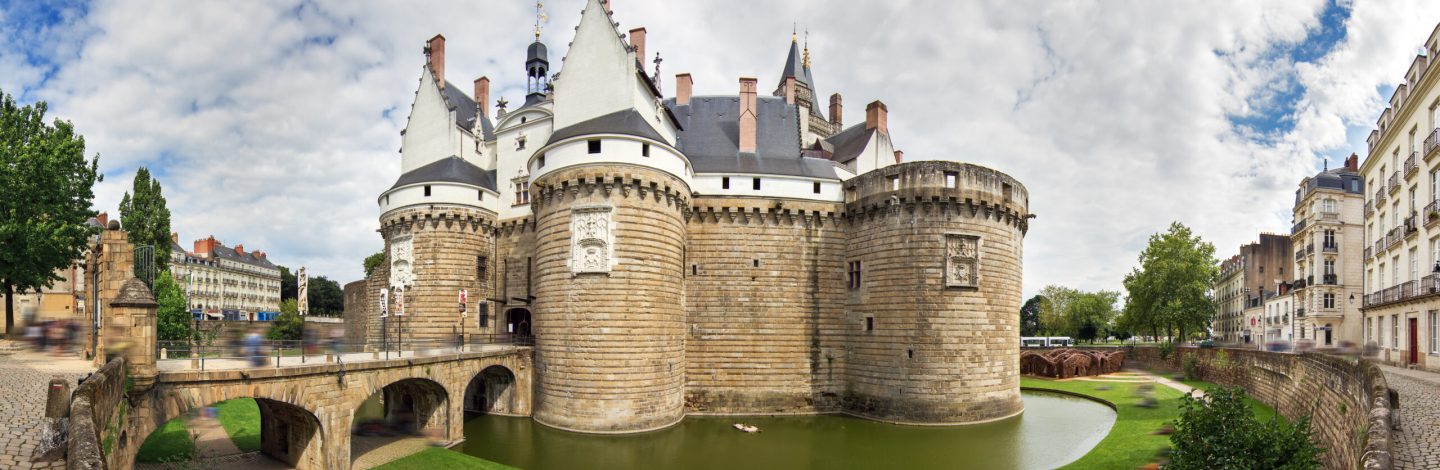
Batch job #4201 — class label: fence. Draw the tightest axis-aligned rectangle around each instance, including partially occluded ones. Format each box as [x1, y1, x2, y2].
[156, 334, 534, 371]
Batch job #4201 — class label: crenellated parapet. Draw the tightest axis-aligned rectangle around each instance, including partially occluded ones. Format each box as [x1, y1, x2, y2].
[843, 161, 1031, 234]
[531, 168, 693, 217]
[379, 204, 497, 238]
[687, 197, 842, 228]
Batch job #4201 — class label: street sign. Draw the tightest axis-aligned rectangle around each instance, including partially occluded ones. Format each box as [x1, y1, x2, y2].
[459, 289, 468, 316]
[395, 288, 405, 316]
[379, 288, 389, 318]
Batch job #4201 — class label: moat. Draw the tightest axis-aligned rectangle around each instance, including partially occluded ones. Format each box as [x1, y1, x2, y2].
[453, 391, 1115, 470]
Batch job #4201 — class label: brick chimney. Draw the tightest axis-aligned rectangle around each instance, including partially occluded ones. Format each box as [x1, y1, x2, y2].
[170, 232, 178, 244]
[783, 76, 797, 105]
[474, 76, 490, 121]
[234, 244, 245, 256]
[829, 93, 843, 127]
[675, 73, 693, 106]
[894, 150, 904, 164]
[1346, 153, 1359, 171]
[865, 100, 888, 134]
[97, 212, 108, 228]
[629, 28, 646, 62]
[194, 236, 219, 257]
[739, 77, 758, 154]
[426, 34, 446, 86]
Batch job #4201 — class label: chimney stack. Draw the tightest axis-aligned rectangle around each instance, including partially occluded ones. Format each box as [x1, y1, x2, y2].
[194, 236, 218, 257]
[865, 100, 888, 134]
[739, 77, 758, 153]
[426, 34, 446, 86]
[1346, 153, 1359, 171]
[829, 93, 843, 127]
[235, 244, 245, 256]
[629, 28, 647, 62]
[170, 232, 178, 244]
[894, 150, 904, 164]
[783, 76, 796, 105]
[474, 76, 490, 120]
[97, 212, 109, 228]
[675, 73, 693, 106]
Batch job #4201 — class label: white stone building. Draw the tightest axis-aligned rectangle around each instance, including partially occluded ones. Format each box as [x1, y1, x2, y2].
[1290, 157, 1365, 347]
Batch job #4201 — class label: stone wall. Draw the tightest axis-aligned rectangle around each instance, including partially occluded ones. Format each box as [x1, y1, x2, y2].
[841, 160, 1029, 424]
[494, 218, 538, 336]
[378, 205, 496, 343]
[1128, 347, 1393, 470]
[683, 196, 848, 414]
[342, 280, 368, 343]
[530, 166, 690, 433]
[67, 357, 127, 470]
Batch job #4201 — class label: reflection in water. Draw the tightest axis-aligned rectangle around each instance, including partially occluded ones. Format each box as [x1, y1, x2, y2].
[455, 391, 1115, 470]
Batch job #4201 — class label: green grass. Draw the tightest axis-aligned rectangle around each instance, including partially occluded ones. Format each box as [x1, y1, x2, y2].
[214, 398, 262, 452]
[136, 416, 195, 462]
[1022, 377, 1184, 469]
[1176, 379, 1281, 423]
[372, 447, 518, 470]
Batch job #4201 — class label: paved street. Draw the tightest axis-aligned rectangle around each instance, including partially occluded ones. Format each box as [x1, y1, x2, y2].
[1381, 365, 1440, 470]
[0, 342, 94, 470]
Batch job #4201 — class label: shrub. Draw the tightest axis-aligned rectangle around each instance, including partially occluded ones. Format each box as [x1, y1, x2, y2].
[1183, 356, 1201, 380]
[1169, 386, 1322, 469]
[1159, 341, 1175, 361]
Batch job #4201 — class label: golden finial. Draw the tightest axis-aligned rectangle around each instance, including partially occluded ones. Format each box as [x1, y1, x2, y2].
[792, 22, 797, 42]
[802, 29, 811, 68]
[533, 2, 548, 41]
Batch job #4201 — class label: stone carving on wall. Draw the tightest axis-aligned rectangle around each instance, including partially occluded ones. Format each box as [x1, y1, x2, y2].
[390, 235, 415, 288]
[571, 206, 614, 274]
[945, 234, 980, 288]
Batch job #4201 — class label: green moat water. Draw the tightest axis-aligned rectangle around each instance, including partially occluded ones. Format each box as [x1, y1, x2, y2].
[454, 391, 1115, 470]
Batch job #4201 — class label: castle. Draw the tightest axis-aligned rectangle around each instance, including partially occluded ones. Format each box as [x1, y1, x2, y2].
[361, 0, 1032, 433]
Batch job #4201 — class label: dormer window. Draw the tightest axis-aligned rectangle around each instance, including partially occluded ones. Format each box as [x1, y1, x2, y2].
[588, 139, 602, 154]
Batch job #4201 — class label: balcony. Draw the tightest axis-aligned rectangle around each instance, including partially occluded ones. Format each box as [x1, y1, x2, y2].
[1386, 226, 1405, 249]
[1296, 307, 1306, 317]
[1295, 248, 1306, 259]
[1292, 219, 1307, 235]
[1322, 273, 1338, 285]
[1405, 151, 1419, 177]
[1427, 128, 1440, 162]
[1427, 200, 1440, 229]
[1322, 243, 1338, 253]
[1405, 215, 1420, 236]
[1366, 200, 1375, 219]
[1306, 243, 1315, 255]
[1364, 247, 1373, 260]
[1376, 188, 1387, 204]
[1389, 172, 1401, 194]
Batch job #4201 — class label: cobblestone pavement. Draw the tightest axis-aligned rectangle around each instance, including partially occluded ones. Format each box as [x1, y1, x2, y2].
[0, 343, 94, 470]
[1382, 365, 1440, 470]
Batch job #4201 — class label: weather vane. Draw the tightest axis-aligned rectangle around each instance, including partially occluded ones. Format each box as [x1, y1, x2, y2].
[534, 1, 549, 41]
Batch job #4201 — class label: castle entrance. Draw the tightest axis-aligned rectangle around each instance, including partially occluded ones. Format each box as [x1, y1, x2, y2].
[506, 308, 532, 337]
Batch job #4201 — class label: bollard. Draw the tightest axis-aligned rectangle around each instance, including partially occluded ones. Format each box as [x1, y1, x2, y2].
[45, 378, 69, 419]
[160, 348, 168, 360]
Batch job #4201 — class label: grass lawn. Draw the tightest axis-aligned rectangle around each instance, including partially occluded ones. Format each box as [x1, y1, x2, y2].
[214, 398, 262, 452]
[135, 417, 195, 463]
[372, 447, 519, 470]
[1176, 379, 1281, 423]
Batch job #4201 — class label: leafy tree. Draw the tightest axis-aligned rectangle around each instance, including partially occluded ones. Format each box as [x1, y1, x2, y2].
[118, 166, 171, 278]
[1037, 285, 1078, 336]
[279, 266, 297, 301]
[306, 275, 343, 316]
[1020, 295, 1045, 336]
[1170, 386, 1321, 469]
[153, 271, 191, 341]
[0, 89, 102, 336]
[267, 298, 303, 340]
[1121, 222, 1217, 343]
[363, 251, 385, 277]
[1066, 291, 1119, 343]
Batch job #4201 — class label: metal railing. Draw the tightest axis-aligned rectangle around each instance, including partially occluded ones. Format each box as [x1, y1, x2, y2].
[1365, 200, 1375, 218]
[1427, 128, 1440, 161]
[1376, 188, 1387, 203]
[1405, 151, 1418, 176]
[1364, 247, 1373, 260]
[156, 334, 535, 371]
[1292, 219, 1308, 235]
[1389, 172, 1400, 193]
[1322, 243, 1338, 253]
[1323, 273, 1338, 285]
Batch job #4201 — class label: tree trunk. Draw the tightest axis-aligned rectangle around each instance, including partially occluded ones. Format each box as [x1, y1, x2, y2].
[3, 280, 13, 338]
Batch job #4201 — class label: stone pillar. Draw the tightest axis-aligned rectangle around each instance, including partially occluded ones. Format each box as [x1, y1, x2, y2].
[107, 277, 158, 391]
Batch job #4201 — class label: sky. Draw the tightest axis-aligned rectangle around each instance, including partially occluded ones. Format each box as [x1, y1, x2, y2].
[2, 0, 1439, 297]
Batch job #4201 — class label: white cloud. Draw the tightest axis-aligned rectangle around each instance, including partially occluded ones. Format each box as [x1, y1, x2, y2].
[11, 0, 1440, 296]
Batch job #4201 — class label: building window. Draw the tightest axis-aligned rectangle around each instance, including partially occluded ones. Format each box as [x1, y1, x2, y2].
[752, 177, 761, 190]
[848, 260, 862, 289]
[722, 177, 730, 189]
[477, 256, 487, 280]
[515, 181, 530, 205]
[889, 175, 900, 190]
[1323, 293, 1335, 309]
[1323, 198, 1337, 213]
[1324, 230, 1335, 248]
[642, 143, 650, 157]
[692, 264, 698, 276]
[588, 139, 602, 154]
[813, 182, 821, 194]
[537, 155, 545, 168]
[478, 190, 484, 201]
[479, 306, 489, 328]
[424, 185, 432, 197]
[1393, 314, 1400, 348]
[1430, 310, 1438, 353]
[753, 259, 760, 267]
[945, 172, 958, 188]
[865, 316, 874, 332]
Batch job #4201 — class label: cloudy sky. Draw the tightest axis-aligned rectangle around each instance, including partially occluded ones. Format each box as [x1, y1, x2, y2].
[3, 0, 1438, 296]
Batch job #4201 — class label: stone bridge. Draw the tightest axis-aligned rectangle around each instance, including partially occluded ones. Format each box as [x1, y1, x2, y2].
[115, 346, 533, 470]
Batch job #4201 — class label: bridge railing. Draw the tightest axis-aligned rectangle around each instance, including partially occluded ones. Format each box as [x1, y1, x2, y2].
[156, 334, 534, 371]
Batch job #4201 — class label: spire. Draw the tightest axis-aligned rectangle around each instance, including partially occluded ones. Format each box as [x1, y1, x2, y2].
[525, 1, 551, 106]
[779, 33, 807, 87]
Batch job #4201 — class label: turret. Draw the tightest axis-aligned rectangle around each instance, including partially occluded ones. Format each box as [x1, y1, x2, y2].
[526, 40, 550, 106]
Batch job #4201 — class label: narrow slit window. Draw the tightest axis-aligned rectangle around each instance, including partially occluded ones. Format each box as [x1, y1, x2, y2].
[588, 139, 602, 154]
[692, 265, 698, 276]
[753, 259, 760, 267]
[866, 317, 874, 332]
[642, 143, 651, 157]
[424, 185, 432, 197]
[722, 177, 730, 189]
[813, 182, 821, 194]
[753, 177, 761, 190]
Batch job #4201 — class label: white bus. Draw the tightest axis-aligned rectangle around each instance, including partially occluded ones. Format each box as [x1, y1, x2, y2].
[1020, 337, 1073, 348]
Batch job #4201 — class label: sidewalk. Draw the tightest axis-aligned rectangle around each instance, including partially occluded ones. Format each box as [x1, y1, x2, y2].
[1378, 364, 1440, 470]
[0, 341, 96, 470]
[1121, 368, 1206, 398]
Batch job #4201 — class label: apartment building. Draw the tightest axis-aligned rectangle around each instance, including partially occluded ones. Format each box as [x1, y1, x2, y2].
[1213, 233, 1294, 344]
[1290, 156, 1365, 347]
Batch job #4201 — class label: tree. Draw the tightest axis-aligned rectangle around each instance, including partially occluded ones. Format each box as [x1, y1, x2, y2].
[363, 251, 385, 277]
[1020, 295, 1044, 336]
[117, 166, 171, 278]
[1037, 285, 1079, 336]
[153, 271, 191, 341]
[1169, 386, 1321, 469]
[1121, 222, 1218, 343]
[306, 275, 343, 316]
[1065, 291, 1119, 343]
[267, 298, 303, 340]
[279, 266, 297, 301]
[0, 89, 102, 336]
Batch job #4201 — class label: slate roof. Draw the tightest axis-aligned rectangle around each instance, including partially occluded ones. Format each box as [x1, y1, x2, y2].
[209, 244, 278, 270]
[390, 156, 497, 191]
[825, 123, 875, 165]
[546, 109, 667, 145]
[664, 96, 838, 180]
[443, 81, 495, 141]
[779, 39, 814, 89]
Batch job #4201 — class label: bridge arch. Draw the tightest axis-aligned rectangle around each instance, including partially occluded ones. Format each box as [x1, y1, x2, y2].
[464, 364, 520, 415]
[137, 391, 325, 469]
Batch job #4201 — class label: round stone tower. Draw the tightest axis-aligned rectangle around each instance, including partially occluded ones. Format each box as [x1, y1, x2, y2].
[842, 160, 1030, 424]
[528, 134, 691, 433]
